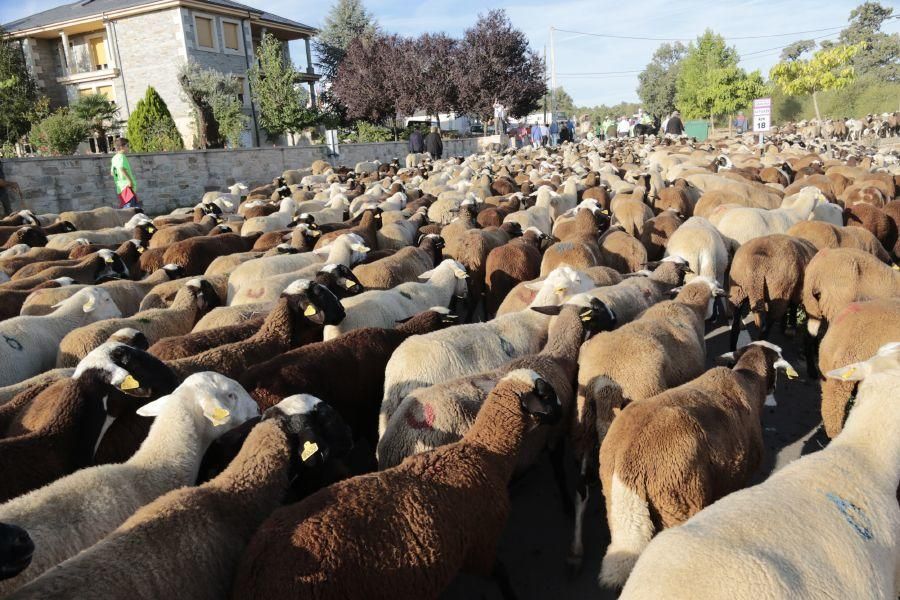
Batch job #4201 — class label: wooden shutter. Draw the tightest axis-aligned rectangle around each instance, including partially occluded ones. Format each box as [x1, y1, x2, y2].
[89, 37, 108, 69]
[196, 17, 214, 48]
[223, 22, 239, 50]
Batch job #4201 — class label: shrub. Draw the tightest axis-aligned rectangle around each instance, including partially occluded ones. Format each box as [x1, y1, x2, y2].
[350, 121, 393, 143]
[126, 87, 184, 152]
[28, 110, 89, 155]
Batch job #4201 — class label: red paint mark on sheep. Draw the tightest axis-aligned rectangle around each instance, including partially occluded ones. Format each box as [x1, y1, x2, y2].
[834, 302, 862, 325]
[405, 404, 435, 430]
[245, 287, 265, 299]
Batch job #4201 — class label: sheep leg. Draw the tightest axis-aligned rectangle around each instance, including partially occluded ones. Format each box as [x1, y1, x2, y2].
[802, 326, 819, 379]
[566, 456, 590, 576]
[548, 439, 574, 518]
[492, 561, 518, 600]
[729, 299, 749, 351]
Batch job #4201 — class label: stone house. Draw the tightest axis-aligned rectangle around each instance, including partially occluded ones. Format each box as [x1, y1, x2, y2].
[2, 0, 319, 148]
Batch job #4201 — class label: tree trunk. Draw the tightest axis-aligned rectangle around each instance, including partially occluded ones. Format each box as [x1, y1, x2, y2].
[812, 91, 821, 121]
[728, 114, 733, 137]
[392, 116, 398, 142]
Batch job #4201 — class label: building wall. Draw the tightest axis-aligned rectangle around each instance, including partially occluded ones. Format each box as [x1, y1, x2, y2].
[3, 138, 482, 215]
[112, 8, 192, 144]
[21, 37, 68, 109]
[182, 9, 257, 145]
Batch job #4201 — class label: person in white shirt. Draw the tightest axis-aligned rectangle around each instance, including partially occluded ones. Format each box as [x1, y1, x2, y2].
[617, 117, 631, 138]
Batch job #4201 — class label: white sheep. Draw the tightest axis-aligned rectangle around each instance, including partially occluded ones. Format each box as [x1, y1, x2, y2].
[663, 217, 729, 287]
[45, 214, 152, 251]
[713, 186, 827, 248]
[226, 234, 359, 303]
[0, 372, 260, 595]
[378, 267, 587, 439]
[620, 342, 900, 599]
[229, 234, 368, 306]
[323, 258, 468, 341]
[0, 288, 121, 387]
[240, 197, 298, 236]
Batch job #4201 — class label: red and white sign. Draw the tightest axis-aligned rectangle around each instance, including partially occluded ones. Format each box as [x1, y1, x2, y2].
[753, 97, 772, 132]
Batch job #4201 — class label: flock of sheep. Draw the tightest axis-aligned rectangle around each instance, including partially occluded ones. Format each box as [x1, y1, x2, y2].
[0, 126, 898, 599]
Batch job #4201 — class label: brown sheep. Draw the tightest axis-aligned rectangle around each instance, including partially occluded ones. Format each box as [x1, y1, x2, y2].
[817, 298, 900, 438]
[231, 370, 561, 600]
[783, 174, 837, 202]
[598, 342, 793, 588]
[786, 220, 891, 263]
[653, 180, 694, 217]
[842, 203, 898, 262]
[455, 222, 521, 317]
[802, 247, 900, 333]
[881, 200, 900, 257]
[314, 208, 382, 251]
[148, 215, 221, 249]
[582, 184, 612, 211]
[639, 210, 683, 261]
[727, 234, 818, 355]
[476, 195, 521, 228]
[597, 227, 648, 274]
[1, 227, 49, 251]
[484, 229, 546, 318]
[161, 233, 262, 276]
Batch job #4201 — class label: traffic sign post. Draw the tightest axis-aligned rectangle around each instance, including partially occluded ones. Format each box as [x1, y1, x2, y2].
[753, 97, 772, 146]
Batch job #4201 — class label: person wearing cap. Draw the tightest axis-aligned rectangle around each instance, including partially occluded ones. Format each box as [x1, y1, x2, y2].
[665, 110, 685, 135]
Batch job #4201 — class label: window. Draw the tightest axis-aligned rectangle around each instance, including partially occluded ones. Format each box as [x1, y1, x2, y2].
[222, 21, 240, 51]
[87, 36, 108, 70]
[194, 15, 215, 49]
[77, 85, 116, 102]
[97, 85, 114, 100]
[78, 88, 93, 98]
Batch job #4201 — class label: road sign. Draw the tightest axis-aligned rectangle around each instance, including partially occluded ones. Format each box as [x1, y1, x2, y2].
[753, 97, 772, 132]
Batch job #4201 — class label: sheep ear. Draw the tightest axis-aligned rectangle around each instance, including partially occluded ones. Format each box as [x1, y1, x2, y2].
[136, 394, 173, 417]
[82, 294, 97, 313]
[199, 396, 231, 426]
[825, 361, 872, 381]
[715, 351, 737, 367]
[350, 243, 370, 252]
[531, 305, 562, 316]
[524, 281, 544, 291]
[774, 358, 799, 379]
[418, 268, 436, 280]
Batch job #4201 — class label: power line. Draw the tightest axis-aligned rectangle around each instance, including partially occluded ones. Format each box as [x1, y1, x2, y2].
[551, 25, 845, 43]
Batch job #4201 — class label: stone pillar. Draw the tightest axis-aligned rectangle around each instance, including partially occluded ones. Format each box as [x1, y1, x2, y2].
[104, 21, 117, 69]
[304, 37, 313, 73]
[308, 81, 317, 108]
[59, 30, 74, 74]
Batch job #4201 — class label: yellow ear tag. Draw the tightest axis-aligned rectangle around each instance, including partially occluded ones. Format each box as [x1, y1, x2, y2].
[147, 227, 156, 233]
[310, 230, 321, 237]
[580, 313, 592, 322]
[301, 440, 319, 462]
[343, 279, 356, 289]
[785, 366, 798, 380]
[303, 304, 317, 316]
[137, 246, 145, 253]
[893, 264, 900, 271]
[209, 406, 230, 424]
[105, 257, 114, 263]
[119, 375, 140, 390]
[841, 367, 856, 380]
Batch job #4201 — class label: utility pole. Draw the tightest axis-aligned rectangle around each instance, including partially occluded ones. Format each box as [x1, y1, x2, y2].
[549, 26, 557, 121]
[542, 44, 548, 124]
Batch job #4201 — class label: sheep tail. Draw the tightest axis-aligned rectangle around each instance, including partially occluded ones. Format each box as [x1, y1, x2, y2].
[598, 472, 654, 589]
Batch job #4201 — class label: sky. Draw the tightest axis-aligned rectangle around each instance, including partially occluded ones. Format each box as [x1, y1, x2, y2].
[3, 0, 898, 107]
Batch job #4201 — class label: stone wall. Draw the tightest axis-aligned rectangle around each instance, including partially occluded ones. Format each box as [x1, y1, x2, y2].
[3, 138, 482, 216]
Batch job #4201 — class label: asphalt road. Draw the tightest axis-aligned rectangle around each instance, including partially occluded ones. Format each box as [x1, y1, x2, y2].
[442, 320, 827, 600]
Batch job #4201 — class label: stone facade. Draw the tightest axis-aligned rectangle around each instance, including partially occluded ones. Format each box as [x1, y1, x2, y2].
[114, 8, 193, 141]
[3, 138, 481, 216]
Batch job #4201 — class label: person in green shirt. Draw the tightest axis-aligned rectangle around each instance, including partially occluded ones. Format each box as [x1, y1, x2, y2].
[111, 137, 141, 209]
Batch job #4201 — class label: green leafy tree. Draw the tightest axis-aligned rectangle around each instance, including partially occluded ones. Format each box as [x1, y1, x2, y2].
[637, 42, 687, 118]
[770, 43, 865, 120]
[249, 33, 317, 145]
[0, 27, 40, 145]
[126, 87, 184, 152]
[29, 110, 89, 155]
[71, 93, 121, 152]
[780, 39, 816, 62]
[835, 2, 900, 81]
[545, 87, 576, 115]
[708, 67, 768, 133]
[675, 30, 740, 123]
[314, 0, 378, 81]
[178, 61, 248, 148]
